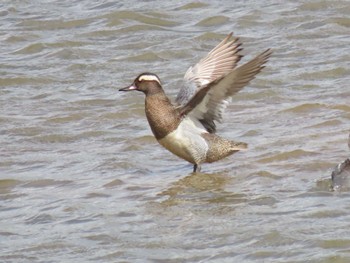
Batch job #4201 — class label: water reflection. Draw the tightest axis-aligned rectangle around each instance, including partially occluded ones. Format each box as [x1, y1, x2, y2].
[158, 171, 248, 207]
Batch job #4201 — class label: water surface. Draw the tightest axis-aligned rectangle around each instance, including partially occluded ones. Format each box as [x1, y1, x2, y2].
[1, 0, 350, 262]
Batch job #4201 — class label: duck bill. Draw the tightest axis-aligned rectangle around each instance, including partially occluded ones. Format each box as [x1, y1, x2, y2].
[119, 84, 137, 92]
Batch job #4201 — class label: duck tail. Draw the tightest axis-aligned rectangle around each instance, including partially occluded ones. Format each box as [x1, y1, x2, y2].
[230, 141, 248, 150]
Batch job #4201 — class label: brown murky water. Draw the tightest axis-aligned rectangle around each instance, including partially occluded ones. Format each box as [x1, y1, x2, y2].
[1, 0, 350, 262]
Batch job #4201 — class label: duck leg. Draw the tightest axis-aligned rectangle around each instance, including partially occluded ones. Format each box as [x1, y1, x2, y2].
[193, 164, 201, 173]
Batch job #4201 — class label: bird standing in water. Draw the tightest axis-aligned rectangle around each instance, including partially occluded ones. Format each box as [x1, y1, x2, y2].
[120, 33, 272, 172]
[331, 133, 350, 190]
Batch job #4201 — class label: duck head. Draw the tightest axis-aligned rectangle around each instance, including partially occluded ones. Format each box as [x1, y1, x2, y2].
[119, 73, 163, 95]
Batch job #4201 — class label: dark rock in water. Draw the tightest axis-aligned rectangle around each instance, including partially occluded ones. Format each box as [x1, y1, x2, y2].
[331, 158, 350, 191]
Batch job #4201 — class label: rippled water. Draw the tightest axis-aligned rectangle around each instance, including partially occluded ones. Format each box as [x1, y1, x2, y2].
[1, 0, 350, 262]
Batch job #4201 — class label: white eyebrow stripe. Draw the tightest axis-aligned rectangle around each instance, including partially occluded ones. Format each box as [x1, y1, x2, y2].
[138, 75, 161, 84]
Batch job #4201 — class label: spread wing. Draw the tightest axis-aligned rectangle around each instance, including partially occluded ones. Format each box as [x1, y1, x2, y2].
[180, 49, 272, 133]
[176, 33, 242, 107]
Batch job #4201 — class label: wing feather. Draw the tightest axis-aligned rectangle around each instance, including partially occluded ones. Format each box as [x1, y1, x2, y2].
[176, 33, 242, 106]
[180, 49, 272, 133]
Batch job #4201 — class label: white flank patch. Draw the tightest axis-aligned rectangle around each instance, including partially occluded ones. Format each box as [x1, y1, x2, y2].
[138, 74, 161, 84]
[158, 117, 208, 164]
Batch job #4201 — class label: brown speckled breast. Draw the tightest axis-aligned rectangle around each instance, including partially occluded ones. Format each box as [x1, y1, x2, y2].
[145, 93, 181, 140]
